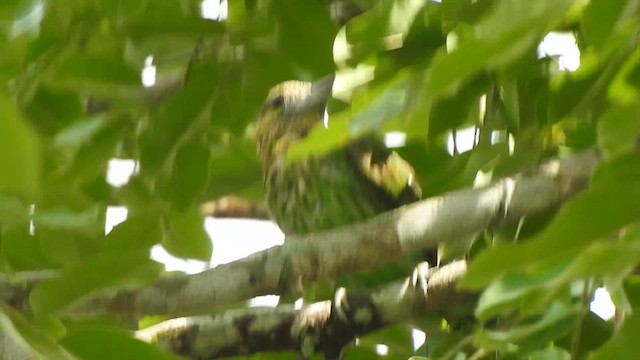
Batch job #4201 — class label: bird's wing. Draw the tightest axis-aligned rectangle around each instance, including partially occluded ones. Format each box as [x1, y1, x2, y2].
[347, 137, 422, 207]
[348, 137, 438, 266]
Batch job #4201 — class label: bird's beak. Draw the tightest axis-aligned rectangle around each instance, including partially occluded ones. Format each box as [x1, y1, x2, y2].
[283, 75, 334, 118]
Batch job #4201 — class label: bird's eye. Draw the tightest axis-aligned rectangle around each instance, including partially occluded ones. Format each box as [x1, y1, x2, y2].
[270, 96, 285, 109]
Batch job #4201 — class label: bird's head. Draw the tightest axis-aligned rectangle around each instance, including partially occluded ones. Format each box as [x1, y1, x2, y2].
[255, 79, 332, 168]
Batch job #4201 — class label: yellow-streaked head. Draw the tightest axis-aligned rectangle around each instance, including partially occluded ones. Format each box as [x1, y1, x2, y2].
[255, 81, 324, 168]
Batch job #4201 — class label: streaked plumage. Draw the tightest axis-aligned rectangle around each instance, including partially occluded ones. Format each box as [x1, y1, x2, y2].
[255, 80, 423, 238]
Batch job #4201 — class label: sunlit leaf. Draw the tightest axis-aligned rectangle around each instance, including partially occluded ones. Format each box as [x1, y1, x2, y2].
[53, 114, 112, 149]
[427, 0, 573, 96]
[287, 111, 350, 162]
[349, 72, 410, 136]
[0, 95, 40, 198]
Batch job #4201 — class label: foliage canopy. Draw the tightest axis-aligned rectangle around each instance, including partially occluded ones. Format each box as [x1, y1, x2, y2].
[1, 0, 640, 359]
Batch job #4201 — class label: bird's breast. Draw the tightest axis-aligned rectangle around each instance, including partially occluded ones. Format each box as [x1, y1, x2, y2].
[263, 154, 389, 236]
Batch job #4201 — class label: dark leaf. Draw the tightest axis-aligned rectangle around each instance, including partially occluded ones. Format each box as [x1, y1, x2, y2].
[139, 63, 217, 176]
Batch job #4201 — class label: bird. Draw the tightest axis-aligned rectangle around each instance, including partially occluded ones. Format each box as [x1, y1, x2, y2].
[254, 80, 437, 265]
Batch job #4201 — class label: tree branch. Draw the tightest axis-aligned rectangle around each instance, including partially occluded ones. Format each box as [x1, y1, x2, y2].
[5, 150, 600, 320]
[137, 261, 474, 359]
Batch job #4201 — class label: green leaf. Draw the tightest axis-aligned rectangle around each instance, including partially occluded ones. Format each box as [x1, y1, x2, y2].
[608, 46, 640, 104]
[32, 189, 106, 266]
[62, 325, 181, 360]
[2, 223, 58, 270]
[11, 0, 44, 39]
[459, 143, 508, 180]
[104, 210, 163, 253]
[475, 239, 640, 319]
[440, 0, 495, 25]
[398, 143, 464, 196]
[335, 0, 430, 65]
[0, 94, 40, 198]
[30, 252, 162, 317]
[238, 352, 298, 360]
[0, 303, 75, 360]
[162, 206, 212, 261]
[52, 114, 112, 150]
[272, 0, 337, 76]
[349, 72, 410, 136]
[333, 9, 387, 65]
[209, 68, 264, 135]
[549, 35, 636, 121]
[55, 55, 140, 88]
[428, 74, 490, 139]
[343, 346, 385, 359]
[139, 62, 216, 176]
[556, 312, 612, 359]
[34, 205, 103, 238]
[290, 73, 416, 162]
[122, 6, 225, 38]
[159, 133, 212, 210]
[529, 347, 571, 360]
[474, 263, 566, 320]
[589, 312, 640, 360]
[426, 0, 573, 96]
[598, 103, 640, 157]
[287, 110, 350, 162]
[475, 302, 578, 351]
[462, 153, 640, 288]
[0, 193, 30, 225]
[357, 325, 415, 357]
[581, 0, 640, 52]
[387, 0, 428, 37]
[22, 87, 84, 135]
[54, 115, 130, 185]
[201, 140, 264, 202]
[625, 275, 640, 310]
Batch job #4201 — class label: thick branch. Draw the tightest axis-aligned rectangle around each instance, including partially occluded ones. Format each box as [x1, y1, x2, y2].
[6, 150, 600, 319]
[138, 261, 473, 359]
